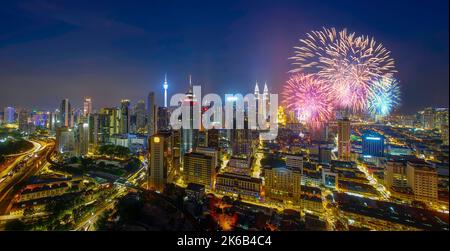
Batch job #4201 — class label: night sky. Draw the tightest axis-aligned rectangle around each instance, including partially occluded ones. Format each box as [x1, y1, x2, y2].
[0, 0, 448, 114]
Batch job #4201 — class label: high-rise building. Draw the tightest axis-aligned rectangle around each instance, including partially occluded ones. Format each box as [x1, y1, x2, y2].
[147, 92, 156, 136]
[3, 106, 15, 124]
[83, 97, 93, 117]
[180, 78, 199, 158]
[120, 99, 131, 134]
[421, 107, 435, 129]
[98, 107, 121, 142]
[406, 159, 438, 203]
[56, 127, 75, 155]
[134, 100, 147, 133]
[89, 113, 99, 152]
[319, 145, 332, 165]
[384, 157, 408, 189]
[195, 147, 219, 170]
[157, 106, 171, 132]
[148, 132, 173, 192]
[338, 117, 351, 161]
[264, 166, 302, 203]
[76, 122, 90, 156]
[435, 108, 449, 130]
[362, 131, 385, 157]
[183, 152, 215, 189]
[18, 109, 30, 132]
[60, 99, 71, 128]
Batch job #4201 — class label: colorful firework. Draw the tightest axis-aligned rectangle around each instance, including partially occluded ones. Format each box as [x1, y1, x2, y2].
[290, 27, 396, 112]
[282, 73, 335, 128]
[367, 77, 401, 117]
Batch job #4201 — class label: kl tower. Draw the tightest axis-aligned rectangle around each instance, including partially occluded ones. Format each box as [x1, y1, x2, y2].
[163, 73, 168, 107]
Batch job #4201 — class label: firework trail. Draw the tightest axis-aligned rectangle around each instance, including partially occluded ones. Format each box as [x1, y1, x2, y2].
[290, 27, 396, 112]
[367, 77, 401, 117]
[282, 73, 335, 128]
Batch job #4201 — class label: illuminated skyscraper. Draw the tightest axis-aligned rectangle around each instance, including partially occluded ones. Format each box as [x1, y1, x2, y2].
[163, 73, 168, 108]
[362, 131, 385, 157]
[56, 127, 75, 155]
[3, 106, 15, 124]
[120, 99, 131, 134]
[148, 132, 173, 192]
[406, 159, 438, 203]
[180, 76, 199, 158]
[83, 97, 92, 117]
[147, 92, 156, 136]
[60, 99, 71, 128]
[76, 122, 90, 156]
[18, 109, 30, 132]
[183, 152, 215, 189]
[338, 117, 351, 161]
[263, 82, 269, 120]
[134, 100, 146, 132]
[157, 106, 171, 132]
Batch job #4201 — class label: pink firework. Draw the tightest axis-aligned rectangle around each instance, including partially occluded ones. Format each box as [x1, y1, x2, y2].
[290, 27, 396, 112]
[282, 73, 335, 128]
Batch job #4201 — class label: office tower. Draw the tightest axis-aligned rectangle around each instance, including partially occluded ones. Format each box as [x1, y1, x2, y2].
[406, 159, 438, 203]
[134, 100, 146, 133]
[319, 146, 332, 165]
[147, 92, 156, 136]
[56, 127, 75, 155]
[362, 131, 385, 157]
[98, 107, 120, 142]
[435, 108, 449, 130]
[180, 78, 199, 158]
[120, 99, 131, 134]
[263, 82, 269, 121]
[89, 114, 99, 152]
[73, 108, 84, 125]
[60, 98, 71, 128]
[18, 109, 30, 132]
[254, 81, 260, 127]
[3, 106, 15, 124]
[163, 73, 168, 108]
[83, 97, 92, 117]
[338, 117, 351, 161]
[183, 152, 215, 189]
[148, 132, 173, 192]
[421, 107, 435, 129]
[384, 157, 408, 189]
[157, 106, 171, 132]
[264, 165, 302, 203]
[76, 122, 90, 156]
[195, 147, 219, 169]
[286, 153, 303, 171]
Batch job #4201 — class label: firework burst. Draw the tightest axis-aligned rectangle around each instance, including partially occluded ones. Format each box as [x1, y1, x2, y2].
[282, 73, 335, 128]
[367, 77, 401, 117]
[290, 27, 396, 112]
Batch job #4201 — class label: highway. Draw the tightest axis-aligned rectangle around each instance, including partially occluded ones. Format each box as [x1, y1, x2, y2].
[0, 139, 54, 215]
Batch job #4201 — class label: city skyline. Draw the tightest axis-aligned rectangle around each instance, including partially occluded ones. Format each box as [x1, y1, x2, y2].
[0, 0, 448, 113]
